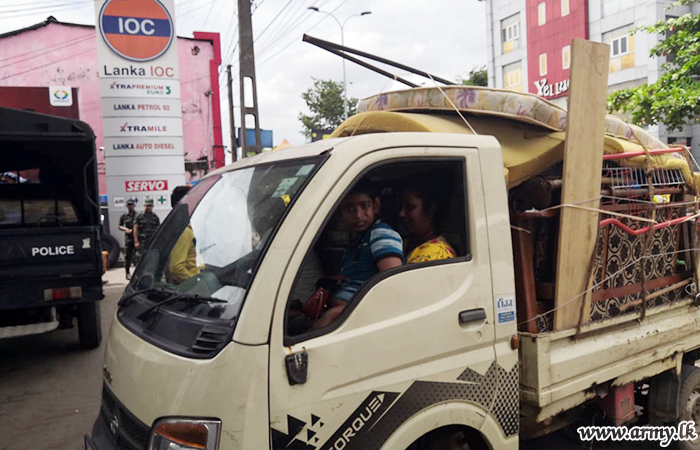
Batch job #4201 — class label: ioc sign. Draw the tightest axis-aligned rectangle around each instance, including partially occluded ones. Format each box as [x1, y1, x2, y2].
[98, 0, 174, 62]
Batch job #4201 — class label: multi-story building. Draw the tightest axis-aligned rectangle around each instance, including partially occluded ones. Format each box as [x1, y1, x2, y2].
[484, 0, 700, 156]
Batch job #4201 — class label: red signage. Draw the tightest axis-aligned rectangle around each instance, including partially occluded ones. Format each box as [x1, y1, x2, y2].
[526, 0, 587, 99]
[125, 179, 168, 192]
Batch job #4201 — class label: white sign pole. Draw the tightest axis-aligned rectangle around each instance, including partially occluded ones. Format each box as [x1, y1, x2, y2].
[95, 0, 186, 245]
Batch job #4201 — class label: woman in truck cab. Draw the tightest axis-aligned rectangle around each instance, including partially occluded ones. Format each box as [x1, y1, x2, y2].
[399, 182, 455, 263]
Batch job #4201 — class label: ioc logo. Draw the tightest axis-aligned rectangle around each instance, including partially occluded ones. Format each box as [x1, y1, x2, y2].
[98, 0, 174, 62]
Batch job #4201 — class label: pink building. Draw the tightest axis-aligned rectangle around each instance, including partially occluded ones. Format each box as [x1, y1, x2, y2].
[0, 17, 224, 195]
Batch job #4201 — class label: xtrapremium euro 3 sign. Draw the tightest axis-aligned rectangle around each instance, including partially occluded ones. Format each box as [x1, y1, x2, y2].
[99, 0, 174, 62]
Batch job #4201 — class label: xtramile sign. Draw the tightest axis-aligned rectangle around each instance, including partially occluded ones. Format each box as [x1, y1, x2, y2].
[102, 117, 183, 137]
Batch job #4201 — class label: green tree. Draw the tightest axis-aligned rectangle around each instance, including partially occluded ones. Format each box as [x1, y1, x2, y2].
[607, 0, 700, 131]
[458, 65, 488, 87]
[299, 78, 359, 137]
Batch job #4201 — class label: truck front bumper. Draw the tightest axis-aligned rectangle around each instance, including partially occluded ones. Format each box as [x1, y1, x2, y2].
[85, 415, 119, 450]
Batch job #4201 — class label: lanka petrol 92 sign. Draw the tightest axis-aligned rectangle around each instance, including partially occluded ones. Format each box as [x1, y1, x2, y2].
[98, 0, 174, 62]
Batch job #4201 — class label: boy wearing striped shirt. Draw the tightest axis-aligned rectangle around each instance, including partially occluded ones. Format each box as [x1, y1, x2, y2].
[313, 183, 404, 329]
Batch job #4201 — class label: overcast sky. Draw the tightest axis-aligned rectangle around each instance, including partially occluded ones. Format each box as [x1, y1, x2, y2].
[0, 0, 488, 155]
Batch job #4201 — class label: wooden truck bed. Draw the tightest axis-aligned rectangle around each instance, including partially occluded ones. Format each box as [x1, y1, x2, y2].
[520, 298, 700, 422]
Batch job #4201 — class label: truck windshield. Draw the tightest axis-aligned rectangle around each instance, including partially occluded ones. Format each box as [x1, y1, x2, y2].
[119, 157, 323, 356]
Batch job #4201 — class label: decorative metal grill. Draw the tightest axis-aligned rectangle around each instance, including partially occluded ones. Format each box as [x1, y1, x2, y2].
[602, 164, 685, 191]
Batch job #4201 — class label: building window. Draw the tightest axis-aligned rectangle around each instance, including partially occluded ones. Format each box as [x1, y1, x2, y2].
[610, 34, 630, 56]
[503, 61, 523, 91]
[501, 14, 520, 54]
[538, 2, 547, 26]
[561, 0, 570, 16]
[502, 22, 520, 43]
[668, 137, 692, 148]
[539, 53, 548, 76]
[562, 45, 571, 69]
[604, 25, 635, 72]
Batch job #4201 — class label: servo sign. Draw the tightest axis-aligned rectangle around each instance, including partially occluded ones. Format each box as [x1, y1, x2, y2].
[125, 180, 168, 192]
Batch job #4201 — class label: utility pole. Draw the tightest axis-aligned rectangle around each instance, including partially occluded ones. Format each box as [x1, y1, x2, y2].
[227, 64, 237, 162]
[237, 0, 262, 155]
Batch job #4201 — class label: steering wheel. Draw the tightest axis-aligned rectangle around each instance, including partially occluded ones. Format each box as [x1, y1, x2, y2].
[209, 249, 262, 287]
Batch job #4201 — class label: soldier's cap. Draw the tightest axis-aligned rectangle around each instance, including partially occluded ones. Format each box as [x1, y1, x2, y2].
[126, 199, 135, 205]
[144, 198, 154, 206]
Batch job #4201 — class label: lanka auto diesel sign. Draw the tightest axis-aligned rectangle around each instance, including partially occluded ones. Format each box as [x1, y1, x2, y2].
[98, 0, 174, 62]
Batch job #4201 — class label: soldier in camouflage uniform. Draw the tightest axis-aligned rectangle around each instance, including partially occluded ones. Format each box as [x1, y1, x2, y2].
[134, 198, 161, 252]
[118, 198, 137, 280]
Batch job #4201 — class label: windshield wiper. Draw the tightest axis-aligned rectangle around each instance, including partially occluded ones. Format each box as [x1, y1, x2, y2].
[118, 287, 170, 307]
[137, 292, 227, 320]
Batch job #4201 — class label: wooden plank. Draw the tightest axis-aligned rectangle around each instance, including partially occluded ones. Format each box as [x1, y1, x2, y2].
[554, 39, 610, 330]
[511, 219, 539, 333]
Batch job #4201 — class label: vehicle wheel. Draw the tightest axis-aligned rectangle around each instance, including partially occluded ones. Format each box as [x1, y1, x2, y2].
[674, 365, 700, 450]
[100, 233, 120, 269]
[78, 302, 102, 350]
[416, 425, 484, 450]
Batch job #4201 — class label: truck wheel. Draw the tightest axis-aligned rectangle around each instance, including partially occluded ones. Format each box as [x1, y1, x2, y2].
[78, 302, 102, 349]
[675, 365, 700, 450]
[100, 233, 120, 269]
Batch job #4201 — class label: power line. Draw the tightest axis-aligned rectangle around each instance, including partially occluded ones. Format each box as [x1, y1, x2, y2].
[257, 0, 350, 67]
[176, 0, 217, 18]
[0, 2, 92, 19]
[199, 0, 223, 31]
[256, 0, 308, 52]
[256, 0, 335, 57]
[0, 0, 92, 13]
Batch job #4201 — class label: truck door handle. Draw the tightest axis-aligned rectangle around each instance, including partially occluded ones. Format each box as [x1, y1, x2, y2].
[459, 308, 486, 325]
[285, 351, 308, 385]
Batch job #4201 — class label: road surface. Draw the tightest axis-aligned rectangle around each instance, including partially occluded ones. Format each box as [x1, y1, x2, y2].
[0, 269, 127, 450]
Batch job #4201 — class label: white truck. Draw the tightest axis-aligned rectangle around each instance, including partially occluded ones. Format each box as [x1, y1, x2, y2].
[86, 46, 700, 450]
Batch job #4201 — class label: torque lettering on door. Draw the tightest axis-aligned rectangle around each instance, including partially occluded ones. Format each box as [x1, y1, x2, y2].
[319, 391, 399, 450]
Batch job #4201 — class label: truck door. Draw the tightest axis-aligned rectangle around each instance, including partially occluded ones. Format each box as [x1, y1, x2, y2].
[268, 144, 499, 450]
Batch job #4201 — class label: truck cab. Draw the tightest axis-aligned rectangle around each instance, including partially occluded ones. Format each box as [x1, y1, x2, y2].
[90, 132, 520, 450]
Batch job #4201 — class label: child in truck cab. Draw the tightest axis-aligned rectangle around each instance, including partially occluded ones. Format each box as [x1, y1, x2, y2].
[312, 183, 404, 329]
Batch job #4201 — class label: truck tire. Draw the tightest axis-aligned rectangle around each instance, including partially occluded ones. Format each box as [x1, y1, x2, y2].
[674, 365, 700, 450]
[100, 233, 120, 269]
[78, 301, 102, 350]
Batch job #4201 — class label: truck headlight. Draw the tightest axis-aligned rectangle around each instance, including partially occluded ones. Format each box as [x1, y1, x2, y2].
[148, 418, 221, 450]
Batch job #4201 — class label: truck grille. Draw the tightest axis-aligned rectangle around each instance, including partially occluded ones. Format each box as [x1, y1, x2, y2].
[100, 385, 150, 450]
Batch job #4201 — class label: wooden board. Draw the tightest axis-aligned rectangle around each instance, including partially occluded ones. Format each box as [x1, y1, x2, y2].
[554, 39, 610, 330]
